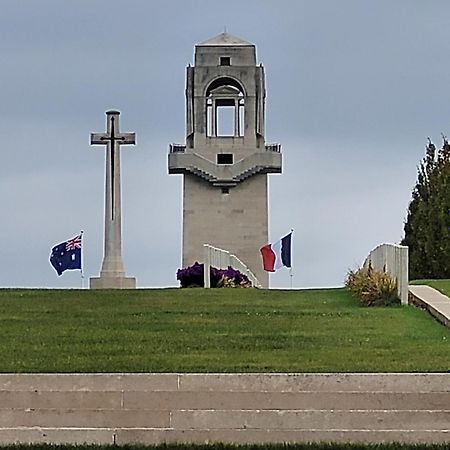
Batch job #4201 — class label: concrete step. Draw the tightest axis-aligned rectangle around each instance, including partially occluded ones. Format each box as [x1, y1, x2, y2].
[0, 391, 122, 409]
[2, 408, 449, 431]
[1, 373, 449, 392]
[171, 409, 450, 431]
[0, 374, 178, 391]
[0, 409, 169, 428]
[1, 374, 449, 445]
[123, 390, 450, 411]
[0, 428, 116, 445]
[115, 428, 450, 445]
[1, 428, 450, 445]
[2, 390, 450, 410]
[177, 373, 450, 392]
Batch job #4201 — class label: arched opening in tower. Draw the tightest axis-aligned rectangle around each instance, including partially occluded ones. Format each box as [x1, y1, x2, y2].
[206, 78, 245, 138]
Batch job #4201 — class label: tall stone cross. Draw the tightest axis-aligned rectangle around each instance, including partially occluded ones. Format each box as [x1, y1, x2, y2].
[89, 110, 137, 289]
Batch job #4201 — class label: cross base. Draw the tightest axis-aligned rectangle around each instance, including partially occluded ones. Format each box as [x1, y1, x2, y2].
[89, 276, 136, 289]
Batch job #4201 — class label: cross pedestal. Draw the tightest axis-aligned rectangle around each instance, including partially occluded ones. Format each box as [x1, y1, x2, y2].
[89, 110, 136, 289]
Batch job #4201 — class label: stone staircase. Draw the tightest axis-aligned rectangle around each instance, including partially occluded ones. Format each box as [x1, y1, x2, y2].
[0, 373, 449, 445]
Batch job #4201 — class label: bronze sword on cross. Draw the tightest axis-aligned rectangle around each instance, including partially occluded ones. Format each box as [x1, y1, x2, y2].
[101, 115, 123, 220]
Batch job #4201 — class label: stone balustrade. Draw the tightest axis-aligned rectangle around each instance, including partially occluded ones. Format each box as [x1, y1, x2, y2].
[169, 144, 186, 153]
[265, 143, 281, 152]
[203, 243, 261, 288]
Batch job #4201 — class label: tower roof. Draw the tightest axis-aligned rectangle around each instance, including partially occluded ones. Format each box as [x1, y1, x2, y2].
[197, 32, 253, 47]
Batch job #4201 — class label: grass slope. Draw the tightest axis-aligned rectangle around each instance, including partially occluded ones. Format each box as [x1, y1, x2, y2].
[0, 288, 449, 373]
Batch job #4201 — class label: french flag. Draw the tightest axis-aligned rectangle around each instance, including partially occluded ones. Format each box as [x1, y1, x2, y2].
[260, 232, 292, 272]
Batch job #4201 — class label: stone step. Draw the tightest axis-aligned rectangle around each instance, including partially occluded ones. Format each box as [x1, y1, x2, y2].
[1, 427, 450, 445]
[121, 390, 450, 411]
[2, 390, 449, 411]
[0, 391, 122, 409]
[2, 408, 449, 431]
[0, 428, 115, 445]
[1, 373, 449, 393]
[176, 373, 450, 392]
[115, 428, 450, 445]
[0, 409, 169, 428]
[171, 409, 450, 431]
[1, 374, 449, 445]
[0, 374, 178, 391]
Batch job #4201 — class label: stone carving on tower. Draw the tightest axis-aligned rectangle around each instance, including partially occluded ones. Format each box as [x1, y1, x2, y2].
[169, 33, 282, 287]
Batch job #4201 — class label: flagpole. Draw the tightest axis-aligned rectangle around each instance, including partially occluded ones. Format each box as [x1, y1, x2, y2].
[80, 230, 85, 289]
[290, 228, 294, 289]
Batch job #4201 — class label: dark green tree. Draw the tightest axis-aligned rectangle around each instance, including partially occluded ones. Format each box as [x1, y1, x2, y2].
[402, 137, 450, 279]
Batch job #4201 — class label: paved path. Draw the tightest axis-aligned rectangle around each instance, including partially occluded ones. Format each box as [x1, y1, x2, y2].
[409, 285, 450, 328]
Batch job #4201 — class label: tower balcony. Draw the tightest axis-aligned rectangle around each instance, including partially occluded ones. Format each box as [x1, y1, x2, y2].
[168, 145, 282, 187]
[169, 144, 186, 153]
[265, 143, 281, 153]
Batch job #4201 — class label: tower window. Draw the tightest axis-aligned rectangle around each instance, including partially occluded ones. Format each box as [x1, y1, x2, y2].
[220, 57, 231, 66]
[217, 153, 233, 165]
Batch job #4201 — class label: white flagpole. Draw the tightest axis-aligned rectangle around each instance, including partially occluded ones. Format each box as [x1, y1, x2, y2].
[80, 230, 85, 289]
[290, 228, 294, 289]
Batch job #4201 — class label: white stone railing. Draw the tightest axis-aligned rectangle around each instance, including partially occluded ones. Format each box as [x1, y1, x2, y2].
[203, 244, 261, 288]
[363, 243, 409, 305]
[169, 144, 186, 153]
[265, 143, 281, 152]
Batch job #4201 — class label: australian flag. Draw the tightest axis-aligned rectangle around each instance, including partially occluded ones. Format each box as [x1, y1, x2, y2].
[50, 234, 82, 276]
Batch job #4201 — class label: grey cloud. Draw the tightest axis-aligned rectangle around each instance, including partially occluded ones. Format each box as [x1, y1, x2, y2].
[1, 1, 449, 288]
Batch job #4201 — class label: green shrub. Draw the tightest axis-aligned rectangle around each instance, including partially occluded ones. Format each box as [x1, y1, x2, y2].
[345, 263, 400, 306]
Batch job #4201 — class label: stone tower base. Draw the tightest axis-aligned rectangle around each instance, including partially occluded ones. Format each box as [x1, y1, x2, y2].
[89, 276, 136, 289]
[182, 174, 269, 287]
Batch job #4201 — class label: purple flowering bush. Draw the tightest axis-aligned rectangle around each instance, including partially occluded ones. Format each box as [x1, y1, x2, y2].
[176, 262, 252, 288]
[176, 262, 204, 288]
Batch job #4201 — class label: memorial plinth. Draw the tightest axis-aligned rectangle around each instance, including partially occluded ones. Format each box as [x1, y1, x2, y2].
[89, 110, 136, 289]
[90, 274, 136, 289]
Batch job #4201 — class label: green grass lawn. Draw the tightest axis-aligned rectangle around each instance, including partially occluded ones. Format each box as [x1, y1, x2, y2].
[0, 288, 449, 373]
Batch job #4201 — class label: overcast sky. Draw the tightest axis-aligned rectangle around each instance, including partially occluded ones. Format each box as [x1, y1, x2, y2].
[1, 0, 449, 289]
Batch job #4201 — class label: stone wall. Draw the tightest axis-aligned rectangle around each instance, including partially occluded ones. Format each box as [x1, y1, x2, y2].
[364, 243, 409, 305]
[1, 373, 449, 445]
[183, 174, 269, 287]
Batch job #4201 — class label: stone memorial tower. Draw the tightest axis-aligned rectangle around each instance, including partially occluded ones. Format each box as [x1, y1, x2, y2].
[169, 33, 282, 287]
